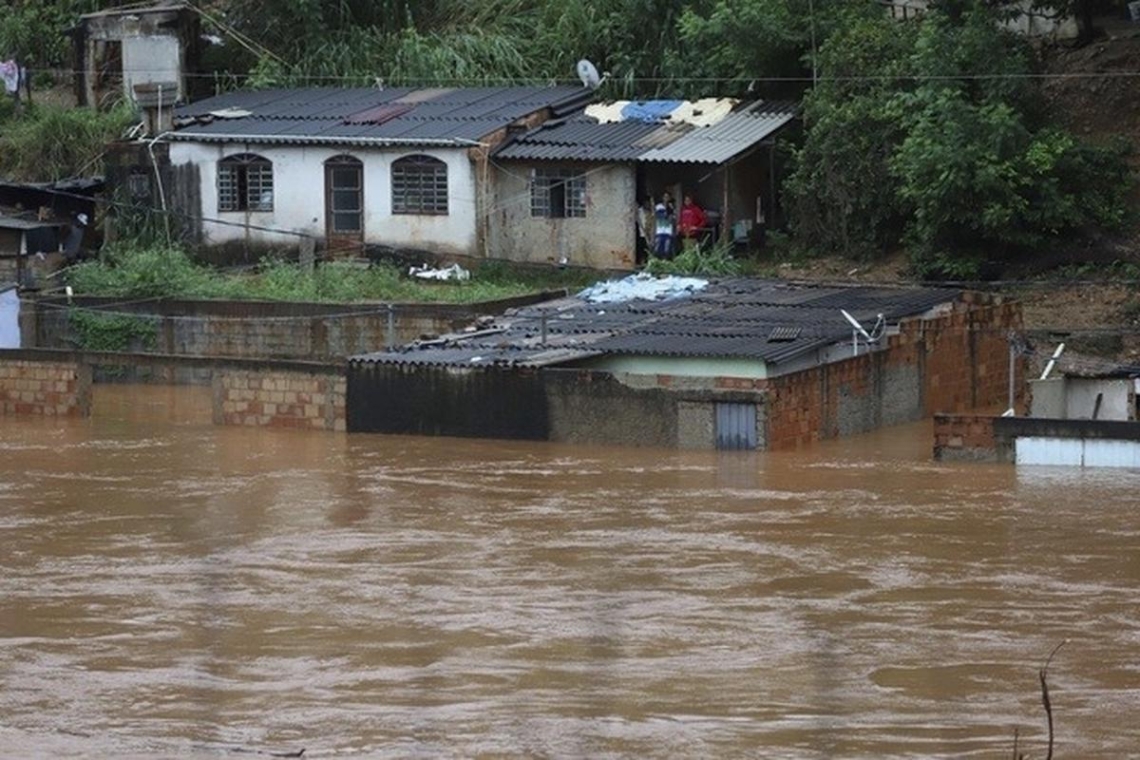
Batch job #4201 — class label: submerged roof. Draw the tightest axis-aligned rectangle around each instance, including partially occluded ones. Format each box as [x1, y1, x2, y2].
[169, 86, 594, 147]
[351, 277, 959, 370]
[494, 100, 797, 164]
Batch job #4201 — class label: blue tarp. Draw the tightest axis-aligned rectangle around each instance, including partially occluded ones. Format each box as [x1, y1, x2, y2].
[621, 100, 683, 123]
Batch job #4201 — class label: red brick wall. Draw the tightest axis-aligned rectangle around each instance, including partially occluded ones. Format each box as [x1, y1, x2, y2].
[213, 370, 346, 431]
[766, 298, 1024, 450]
[0, 359, 92, 417]
[933, 413, 998, 461]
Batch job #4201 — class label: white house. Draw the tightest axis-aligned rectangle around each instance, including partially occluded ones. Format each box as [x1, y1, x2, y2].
[154, 86, 592, 258]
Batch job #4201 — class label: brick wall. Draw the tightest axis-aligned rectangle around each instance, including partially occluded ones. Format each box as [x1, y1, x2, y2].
[765, 299, 1024, 450]
[213, 369, 346, 431]
[933, 413, 998, 461]
[0, 359, 91, 416]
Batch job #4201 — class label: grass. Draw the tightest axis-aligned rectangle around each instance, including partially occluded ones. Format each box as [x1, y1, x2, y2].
[67, 245, 599, 304]
[0, 102, 136, 181]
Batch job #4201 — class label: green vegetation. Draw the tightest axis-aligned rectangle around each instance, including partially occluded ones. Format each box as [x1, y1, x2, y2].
[3, 0, 1130, 281]
[67, 244, 596, 303]
[68, 310, 158, 352]
[0, 103, 136, 182]
[645, 241, 743, 277]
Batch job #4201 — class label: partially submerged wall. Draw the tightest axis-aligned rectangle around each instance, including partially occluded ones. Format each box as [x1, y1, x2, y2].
[214, 369, 345, 431]
[0, 355, 91, 417]
[26, 293, 560, 364]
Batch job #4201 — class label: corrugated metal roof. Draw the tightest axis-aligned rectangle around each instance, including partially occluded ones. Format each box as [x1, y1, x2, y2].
[170, 86, 594, 147]
[494, 100, 797, 164]
[350, 278, 959, 369]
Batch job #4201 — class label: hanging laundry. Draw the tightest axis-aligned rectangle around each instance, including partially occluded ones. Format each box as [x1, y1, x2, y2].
[0, 60, 19, 94]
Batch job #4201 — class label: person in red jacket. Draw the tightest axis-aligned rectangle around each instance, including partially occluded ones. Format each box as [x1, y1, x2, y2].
[678, 194, 708, 247]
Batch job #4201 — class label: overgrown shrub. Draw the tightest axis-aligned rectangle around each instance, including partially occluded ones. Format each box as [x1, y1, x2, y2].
[0, 103, 137, 181]
[645, 241, 742, 277]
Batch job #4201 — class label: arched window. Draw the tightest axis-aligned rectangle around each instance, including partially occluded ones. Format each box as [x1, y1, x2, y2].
[217, 153, 273, 212]
[391, 155, 448, 215]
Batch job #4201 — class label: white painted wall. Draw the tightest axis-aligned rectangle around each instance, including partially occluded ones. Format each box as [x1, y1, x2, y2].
[168, 142, 479, 254]
[578, 355, 768, 379]
[123, 36, 183, 101]
[1017, 436, 1140, 468]
[1065, 378, 1133, 421]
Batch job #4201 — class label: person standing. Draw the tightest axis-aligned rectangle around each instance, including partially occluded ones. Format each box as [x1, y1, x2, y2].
[653, 202, 675, 259]
[678, 194, 708, 248]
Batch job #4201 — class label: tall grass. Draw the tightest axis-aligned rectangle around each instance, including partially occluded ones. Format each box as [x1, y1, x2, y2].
[0, 103, 137, 181]
[68, 245, 592, 303]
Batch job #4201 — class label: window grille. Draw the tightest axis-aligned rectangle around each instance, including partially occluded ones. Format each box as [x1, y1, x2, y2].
[531, 168, 586, 218]
[392, 155, 448, 215]
[217, 154, 273, 212]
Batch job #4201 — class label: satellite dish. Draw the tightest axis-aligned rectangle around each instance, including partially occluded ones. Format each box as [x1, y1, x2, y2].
[577, 59, 601, 89]
[840, 309, 885, 356]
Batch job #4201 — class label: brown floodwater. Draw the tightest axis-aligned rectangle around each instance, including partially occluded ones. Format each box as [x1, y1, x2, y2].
[2, 385, 1139, 759]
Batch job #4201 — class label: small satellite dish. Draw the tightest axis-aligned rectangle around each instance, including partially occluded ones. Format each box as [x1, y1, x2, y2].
[577, 59, 601, 89]
[840, 309, 885, 356]
[840, 309, 873, 342]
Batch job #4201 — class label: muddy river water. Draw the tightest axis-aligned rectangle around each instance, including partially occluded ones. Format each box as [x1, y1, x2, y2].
[2, 386, 1139, 758]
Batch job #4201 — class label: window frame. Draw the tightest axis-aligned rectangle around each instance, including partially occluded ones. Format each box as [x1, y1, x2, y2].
[217, 153, 274, 213]
[530, 167, 587, 219]
[391, 154, 449, 216]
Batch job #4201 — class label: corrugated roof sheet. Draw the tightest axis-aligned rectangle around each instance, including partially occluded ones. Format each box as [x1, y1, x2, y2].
[494, 100, 797, 164]
[350, 278, 959, 369]
[170, 86, 594, 147]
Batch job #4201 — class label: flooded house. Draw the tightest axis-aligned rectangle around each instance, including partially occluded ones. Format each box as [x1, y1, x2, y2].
[347, 277, 1022, 450]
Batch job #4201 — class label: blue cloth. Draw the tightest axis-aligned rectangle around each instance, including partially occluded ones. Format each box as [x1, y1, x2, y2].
[621, 100, 683, 123]
[654, 233, 673, 258]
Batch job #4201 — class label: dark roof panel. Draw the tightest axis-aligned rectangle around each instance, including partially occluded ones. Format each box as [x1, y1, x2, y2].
[171, 86, 594, 147]
[351, 278, 960, 369]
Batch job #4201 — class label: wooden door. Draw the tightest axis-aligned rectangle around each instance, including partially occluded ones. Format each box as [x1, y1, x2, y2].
[325, 156, 363, 257]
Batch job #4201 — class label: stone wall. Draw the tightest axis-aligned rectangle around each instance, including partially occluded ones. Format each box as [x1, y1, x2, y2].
[0, 357, 91, 417]
[213, 369, 346, 432]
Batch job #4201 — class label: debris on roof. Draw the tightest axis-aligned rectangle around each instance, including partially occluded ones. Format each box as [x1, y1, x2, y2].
[577, 273, 708, 304]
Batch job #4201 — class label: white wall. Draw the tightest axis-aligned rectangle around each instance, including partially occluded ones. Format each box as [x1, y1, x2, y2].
[168, 142, 479, 255]
[1065, 378, 1133, 421]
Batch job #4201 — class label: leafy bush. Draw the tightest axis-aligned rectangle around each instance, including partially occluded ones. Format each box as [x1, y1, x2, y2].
[0, 103, 137, 181]
[644, 241, 742, 277]
[68, 310, 158, 352]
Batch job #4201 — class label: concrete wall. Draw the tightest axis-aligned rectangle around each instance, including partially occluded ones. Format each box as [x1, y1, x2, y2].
[935, 414, 1140, 465]
[213, 369, 345, 431]
[488, 162, 636, 270]
[1066, 378, 1133, 421]
[579, 354, 767, 379]
[168, 142, 478, 255]
[26, 293, 556, 363]
[0, 357, 91, 417]
[79, 7, 196, 105]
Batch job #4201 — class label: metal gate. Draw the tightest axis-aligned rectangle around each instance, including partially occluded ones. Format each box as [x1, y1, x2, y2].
[715, 402, 757, 450]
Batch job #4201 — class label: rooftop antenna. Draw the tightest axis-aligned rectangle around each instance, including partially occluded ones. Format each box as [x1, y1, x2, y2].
[576, 59, 607, 90]
[840, 309, 885, 357]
